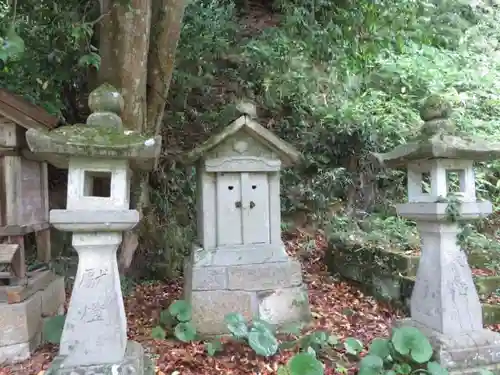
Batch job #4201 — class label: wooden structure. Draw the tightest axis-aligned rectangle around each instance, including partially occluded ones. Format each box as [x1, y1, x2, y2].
[0, 89, 58, 302]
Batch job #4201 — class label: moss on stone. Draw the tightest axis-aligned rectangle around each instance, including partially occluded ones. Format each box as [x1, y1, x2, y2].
[50, 125, 149, 146]
[420, 94, 453, 121]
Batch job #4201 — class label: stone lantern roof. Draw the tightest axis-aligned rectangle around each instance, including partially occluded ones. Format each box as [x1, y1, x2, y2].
[371, 95, 500, 168]
[25, 84, 161, 170]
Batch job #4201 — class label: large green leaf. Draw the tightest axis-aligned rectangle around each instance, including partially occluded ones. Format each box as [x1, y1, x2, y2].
[43, 315, 66, 344]
[344, 337, 364, 355]
[151, 325, 167, 340]
[205, 337, 223, 356]
[174, 322, 197, 342]
[168, 300, 192, 322]
[248, 326, 279, 356]
[391, 327, 433, 363]
[287, 353, 324, 375]
[427, 361, 449, 375]
[368, 338, 391, 359]
[358, 355, 384, 375]
[224, 312, 249, 338]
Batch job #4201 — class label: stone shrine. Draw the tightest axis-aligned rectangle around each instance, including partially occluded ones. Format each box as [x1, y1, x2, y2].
[372, 95, 500, 374]
[183, 103, 310, 335]
[25, 84, 161, 374]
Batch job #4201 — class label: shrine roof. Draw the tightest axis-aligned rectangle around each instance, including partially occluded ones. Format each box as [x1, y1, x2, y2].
[186, 102, 301, 167]
[0, 89, 59, 131]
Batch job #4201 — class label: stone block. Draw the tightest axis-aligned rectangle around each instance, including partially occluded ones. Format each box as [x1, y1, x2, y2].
[227, 260, 302, 291]
[41, 276, 66, 316]
[257, 286, 311, 328]
[190, 290, 257, 336]
[0, 332, 41, 365]
[190, 265, 227, 291]
[192, 244, 289, 267]
[0, 292, 42, 346]
[45, 340, 154, 375]
[0, 274, 65, 364]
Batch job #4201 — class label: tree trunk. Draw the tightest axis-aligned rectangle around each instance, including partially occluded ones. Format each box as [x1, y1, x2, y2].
[146, 0, 187, 136]
[98, 0, 186, 274]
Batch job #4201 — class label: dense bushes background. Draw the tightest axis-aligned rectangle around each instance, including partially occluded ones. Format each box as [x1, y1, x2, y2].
[3, 0, 500, 278]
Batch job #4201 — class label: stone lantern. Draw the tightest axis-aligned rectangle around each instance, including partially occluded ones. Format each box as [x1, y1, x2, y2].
[372, 95, 500, 373]
[25, 84, 161, 374]
[183, 104, 311, 335]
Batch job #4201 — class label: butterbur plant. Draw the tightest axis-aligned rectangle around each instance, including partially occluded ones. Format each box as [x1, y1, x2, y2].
[151, 299, 197, 342]
[358, 327, 447, 375]
[206, 312, 280, 357]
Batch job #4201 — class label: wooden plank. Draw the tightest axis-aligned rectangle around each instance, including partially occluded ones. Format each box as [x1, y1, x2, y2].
[7, 235, 25, 279]
[36, 161, 51, 263]
[0, 89, 58, 130]
[0, 243, 19, 263]
[0, 222, 50, 236]
[0, 270, 55, 304]
[3, 155, 21, 225]
[0, 120, 20, 147]
[20, 158, 45, 224]
[36, 229, 51, 263]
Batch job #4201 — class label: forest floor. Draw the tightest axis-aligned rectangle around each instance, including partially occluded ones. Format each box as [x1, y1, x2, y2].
[5, 230, 500, 375]
[2, 231, 410, 375]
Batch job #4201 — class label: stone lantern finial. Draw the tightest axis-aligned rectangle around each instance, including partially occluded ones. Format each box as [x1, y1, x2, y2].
[86, 84, 125, 130]
[418, 94, 455, 139]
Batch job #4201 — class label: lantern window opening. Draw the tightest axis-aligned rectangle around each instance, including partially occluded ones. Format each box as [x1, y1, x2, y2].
[83, 170, 112, 197]
[421, 172, 431, 194]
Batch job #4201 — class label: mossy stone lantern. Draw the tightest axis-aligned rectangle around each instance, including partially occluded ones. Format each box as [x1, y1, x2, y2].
[25, 84, 160, 374]
[372, 95, 500, 374]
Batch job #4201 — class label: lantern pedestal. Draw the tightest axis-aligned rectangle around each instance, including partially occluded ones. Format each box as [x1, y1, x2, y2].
[45, 210, 153, 375]
[395, 202, 500, 374]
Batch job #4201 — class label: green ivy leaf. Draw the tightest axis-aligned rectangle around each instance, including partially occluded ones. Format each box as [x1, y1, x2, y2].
[287, 353, 324, 375]
[427, 361, 449, 375]
[168, 300, 192, 322]
[368, 338, 391, 359]
[174, 322, 197, 342]
[391, 327, 432, 364]
[344, 337, 364, 355]
[205, 338, 223, 356]
[248, 326, 279, 356]
[43, 315, 66, 344]
[224, 312, 248, 338]
[358, 355, 384, 375]
[151, 325, 167, 340]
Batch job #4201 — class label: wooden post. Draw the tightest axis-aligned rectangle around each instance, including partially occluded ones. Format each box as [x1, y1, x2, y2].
[36, 162, 51, 263]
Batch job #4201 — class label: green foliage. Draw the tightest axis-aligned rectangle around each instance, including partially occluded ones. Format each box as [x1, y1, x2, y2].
[359, 326, 447, 375]
[43, 314, 66, 344]
[0, 0, 99, 114]
[152, 299, 197, 342]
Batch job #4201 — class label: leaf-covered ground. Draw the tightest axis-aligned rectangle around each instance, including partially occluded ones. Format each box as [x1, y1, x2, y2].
[0, 232, 425, 375]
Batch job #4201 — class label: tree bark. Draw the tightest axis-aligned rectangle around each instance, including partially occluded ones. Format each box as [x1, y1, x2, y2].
[98, 0, 186, 274]
[146, 0, 187, 136]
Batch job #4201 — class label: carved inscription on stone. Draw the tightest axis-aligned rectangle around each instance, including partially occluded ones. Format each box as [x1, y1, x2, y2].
[79, 267, 109, 288]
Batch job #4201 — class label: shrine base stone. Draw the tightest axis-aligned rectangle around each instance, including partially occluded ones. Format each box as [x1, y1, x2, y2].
[185, 255, 311, 336]
[394, 319, 500, 374]
[0, 275, 65, 364]
[45, 341, 154, 375]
